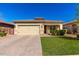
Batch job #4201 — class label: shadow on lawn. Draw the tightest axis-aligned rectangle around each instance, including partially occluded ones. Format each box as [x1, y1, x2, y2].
[57, 36, 79, 40]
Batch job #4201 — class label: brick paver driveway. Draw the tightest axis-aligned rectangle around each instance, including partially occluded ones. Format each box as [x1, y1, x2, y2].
[0, 35, 42, 56]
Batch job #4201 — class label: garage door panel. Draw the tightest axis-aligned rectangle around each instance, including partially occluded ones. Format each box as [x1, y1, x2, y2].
[17, 25, 40, 35]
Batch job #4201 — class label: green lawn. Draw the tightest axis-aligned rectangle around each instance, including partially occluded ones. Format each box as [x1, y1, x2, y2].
[41, 36, 79, 56]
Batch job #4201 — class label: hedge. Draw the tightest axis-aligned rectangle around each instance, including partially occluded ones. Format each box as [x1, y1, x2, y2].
[50, 29, 66, 36]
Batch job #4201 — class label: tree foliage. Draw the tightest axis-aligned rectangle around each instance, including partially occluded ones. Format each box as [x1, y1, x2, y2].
[76, 4, 79, 22]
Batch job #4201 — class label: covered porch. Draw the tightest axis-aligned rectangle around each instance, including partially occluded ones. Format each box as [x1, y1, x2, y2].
[44, 24, 63, 34]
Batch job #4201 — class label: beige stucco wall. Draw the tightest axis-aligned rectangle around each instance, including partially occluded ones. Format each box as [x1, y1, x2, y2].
[59, 24, 63, 30]
[44, 23, 63, 29]
[44, 22, 62, 25]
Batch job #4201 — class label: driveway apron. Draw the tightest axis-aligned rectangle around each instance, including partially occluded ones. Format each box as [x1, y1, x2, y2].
[0, 35, 42, 56]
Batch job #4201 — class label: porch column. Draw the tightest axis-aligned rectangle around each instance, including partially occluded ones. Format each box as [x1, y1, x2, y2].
[46, 25, 50, 34]
[14, 24, 18, 35]
[40, 24, 44, 35]
[60, 24, 63, 30]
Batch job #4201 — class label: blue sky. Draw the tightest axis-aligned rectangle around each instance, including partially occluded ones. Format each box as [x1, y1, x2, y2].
[0, 3, 77, 22]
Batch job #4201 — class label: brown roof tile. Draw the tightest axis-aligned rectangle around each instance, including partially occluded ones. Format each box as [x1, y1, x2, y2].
[13, 20, 63, 23]
[0, 21, 14, 26]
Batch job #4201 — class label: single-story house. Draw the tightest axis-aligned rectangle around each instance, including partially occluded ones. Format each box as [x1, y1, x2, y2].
[13, 17, 63, 35]
[63, 20, 79, 34]
[0, 20, 14, 35]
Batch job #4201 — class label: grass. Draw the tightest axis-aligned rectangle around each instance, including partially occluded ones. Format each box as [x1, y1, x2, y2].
[41, 36, 79, 56]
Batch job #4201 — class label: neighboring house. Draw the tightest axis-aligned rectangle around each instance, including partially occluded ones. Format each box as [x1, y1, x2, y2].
[63, 21, 78, 34]
[0, 20, 14, 35]
[13, 17, 63, 35]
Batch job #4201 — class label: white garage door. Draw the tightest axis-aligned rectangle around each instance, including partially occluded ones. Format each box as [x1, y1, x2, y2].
[17, 25, 40, 35]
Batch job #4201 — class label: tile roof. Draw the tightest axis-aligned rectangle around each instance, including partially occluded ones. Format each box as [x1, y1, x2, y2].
[0, 20, 14, 26]
[63, 20, 78, 25]
[13, 19, 63, 23]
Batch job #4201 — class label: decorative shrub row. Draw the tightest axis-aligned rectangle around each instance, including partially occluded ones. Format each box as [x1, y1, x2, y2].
[50, 29, 67, 36]
[0, 32, 7, 37]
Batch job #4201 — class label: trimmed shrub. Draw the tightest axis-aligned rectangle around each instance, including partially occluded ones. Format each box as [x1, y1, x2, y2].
[58, 29, 66, 36]
[50, 30, 58, 35]
[4, 32, 7, 36]
[0, 32, 7, 37]
[77, 34, 79, 38]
